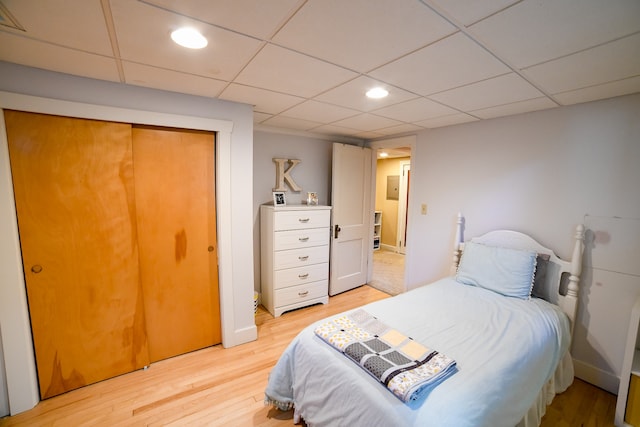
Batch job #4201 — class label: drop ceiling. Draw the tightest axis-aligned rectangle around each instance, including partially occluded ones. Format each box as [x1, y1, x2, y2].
[0, 0, 638, 140]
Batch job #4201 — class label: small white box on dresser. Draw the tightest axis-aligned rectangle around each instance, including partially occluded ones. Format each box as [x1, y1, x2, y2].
[260, 204, 331, 317]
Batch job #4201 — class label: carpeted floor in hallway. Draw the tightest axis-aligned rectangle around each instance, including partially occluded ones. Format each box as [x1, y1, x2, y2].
[369, 249, 405, 296]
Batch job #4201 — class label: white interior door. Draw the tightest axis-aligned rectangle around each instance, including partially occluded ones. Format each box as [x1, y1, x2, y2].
[397, 161, 410, 254]
[330, 143, 372, 296]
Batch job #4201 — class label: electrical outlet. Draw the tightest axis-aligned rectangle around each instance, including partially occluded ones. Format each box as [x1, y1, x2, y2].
[421, 204, 427, 215]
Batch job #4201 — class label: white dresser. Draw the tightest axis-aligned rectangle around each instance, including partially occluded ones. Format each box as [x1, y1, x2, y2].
[260, 204, 331, 317]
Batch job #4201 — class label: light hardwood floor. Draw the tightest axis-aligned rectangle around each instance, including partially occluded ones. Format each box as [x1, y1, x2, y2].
[1, 285, 616, 426]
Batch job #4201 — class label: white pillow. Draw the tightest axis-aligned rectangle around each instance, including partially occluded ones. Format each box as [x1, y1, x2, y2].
[456, 241, 537, 300]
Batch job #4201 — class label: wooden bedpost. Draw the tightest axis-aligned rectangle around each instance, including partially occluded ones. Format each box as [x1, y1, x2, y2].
[450, 213, 464, 275]
[564, 224, 585, 332]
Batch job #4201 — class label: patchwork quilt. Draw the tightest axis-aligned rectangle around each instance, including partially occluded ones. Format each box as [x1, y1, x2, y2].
[314, 309, 457, 402]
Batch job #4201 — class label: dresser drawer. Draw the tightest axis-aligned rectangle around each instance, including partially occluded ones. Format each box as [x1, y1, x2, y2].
[274, 263, 328, 290]
[274, 228, 329, 251]
[274, 209, 330, 231]
[274, 245, 329, 270]
[275, 280, 328, 307]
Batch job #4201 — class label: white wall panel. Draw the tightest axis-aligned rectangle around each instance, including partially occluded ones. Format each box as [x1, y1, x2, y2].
[406, 93, 640, 392]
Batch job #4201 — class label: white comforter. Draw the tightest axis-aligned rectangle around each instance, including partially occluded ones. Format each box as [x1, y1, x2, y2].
[265, 277, 572, 427]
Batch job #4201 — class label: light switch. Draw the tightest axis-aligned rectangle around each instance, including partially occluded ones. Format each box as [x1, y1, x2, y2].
[421, 204, 427, 215]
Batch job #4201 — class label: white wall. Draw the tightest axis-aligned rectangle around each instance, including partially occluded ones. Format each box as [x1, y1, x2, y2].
[0, 61, 257, 414]
[403, 93, 640, 393]
[252, 130, 335, 293]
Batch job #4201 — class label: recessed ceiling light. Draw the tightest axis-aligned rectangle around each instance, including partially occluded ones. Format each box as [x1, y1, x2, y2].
[366, 87, 389, 99]
[379, 152, 389, 158]
[171, 28, 208, 49]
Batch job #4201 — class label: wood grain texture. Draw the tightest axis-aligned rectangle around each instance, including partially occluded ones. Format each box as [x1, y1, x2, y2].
[132, 126, 220, 362]
[0, 285, 616, 426]
[5, 110, 149, 399]
[626, 374, 640, 425]
[540, 375, 616, 427]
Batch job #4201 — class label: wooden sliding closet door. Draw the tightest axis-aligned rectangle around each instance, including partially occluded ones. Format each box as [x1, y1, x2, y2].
[4, 111, 150, 399]
[132, 126, 220, 362]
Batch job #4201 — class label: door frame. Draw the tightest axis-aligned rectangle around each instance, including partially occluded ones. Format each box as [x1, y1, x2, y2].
[365, 136, 415, 285]
[397, 160, 411, 254]
[0, 91, 249, 414]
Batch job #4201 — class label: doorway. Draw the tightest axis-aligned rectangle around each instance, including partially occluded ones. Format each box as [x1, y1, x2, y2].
[369, 145, 411, 296]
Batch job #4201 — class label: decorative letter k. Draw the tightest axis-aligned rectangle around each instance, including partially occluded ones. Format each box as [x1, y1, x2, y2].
[273, 158, 302, 192]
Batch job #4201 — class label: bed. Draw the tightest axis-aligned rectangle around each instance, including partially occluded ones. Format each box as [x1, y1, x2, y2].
[265, 214, 585, 427]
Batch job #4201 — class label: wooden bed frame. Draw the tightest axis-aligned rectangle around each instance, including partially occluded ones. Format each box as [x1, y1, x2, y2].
[451, 213, 585, 333]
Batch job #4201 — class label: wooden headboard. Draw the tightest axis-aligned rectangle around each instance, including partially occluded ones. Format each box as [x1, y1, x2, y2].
[451, 213, 585, 332]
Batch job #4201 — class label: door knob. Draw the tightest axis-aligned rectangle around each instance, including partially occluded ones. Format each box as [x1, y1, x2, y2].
[31, 265, 43, 274]
[334, 224, 341, 239]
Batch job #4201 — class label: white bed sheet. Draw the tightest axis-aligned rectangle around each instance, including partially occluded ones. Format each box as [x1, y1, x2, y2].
[265, 277, 572, 427]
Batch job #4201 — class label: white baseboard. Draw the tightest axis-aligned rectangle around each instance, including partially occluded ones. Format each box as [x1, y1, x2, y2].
[573, 358, 620, 395]
[223, 324, 257, 348]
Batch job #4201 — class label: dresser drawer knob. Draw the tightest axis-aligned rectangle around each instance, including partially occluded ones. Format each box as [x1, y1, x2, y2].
[298, 290, 309, 297]
[298, 237, 309, 242]
[298, 255, 309, 261]
[299, 218, 310, 223]
[298, 273, 309, 279]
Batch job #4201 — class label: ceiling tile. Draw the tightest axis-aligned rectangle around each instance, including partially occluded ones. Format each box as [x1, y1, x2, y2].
[331, 113, 404, 132]
[429, 73, 545, 111]
[142, 0, 302, 39]
[470, 97, 557, 119]
[111, 0, 262, 81]
[415, 113, 478, 128]
[0, 32, 120, 82]
[254, 112, 272, 124]
[0, 0, 637, 139]
[369, 32, 510, 96]
[372, 97, 459, 122]
[554, 76, 640, 106]
[219, 83, 304, 114]
[425, 0, 520, 26]
[355, 131, 387, 140]
[311, 124, 365, 137]
[314, 76, 418, 112]
[272, 0, 455, 72]
[123, 61, 228, 97]
[523, 34, 640, 95]
[374, 123, 426, 136]
[280, 100, 360, 123]
[234, 44, 358, 98]
[262, 115, 323, 131]
[469, 0, 640, 68]
[1, 0, 113, 55]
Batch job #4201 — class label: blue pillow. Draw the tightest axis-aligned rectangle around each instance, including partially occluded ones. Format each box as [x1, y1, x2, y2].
[456, 242, 538, 300]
